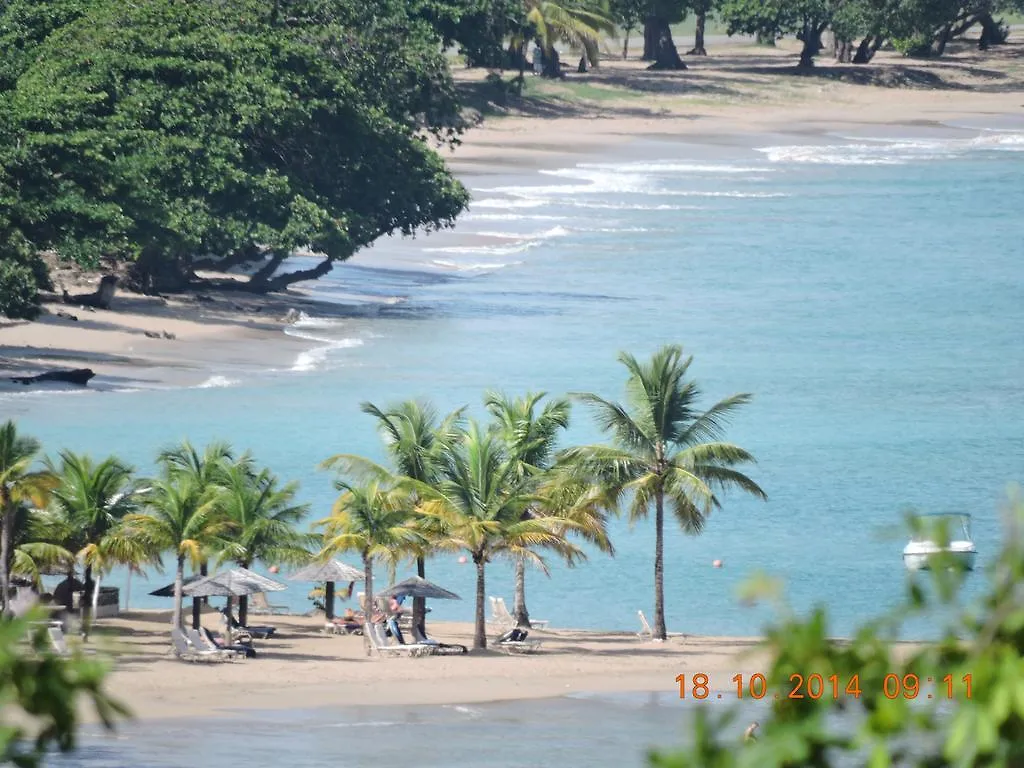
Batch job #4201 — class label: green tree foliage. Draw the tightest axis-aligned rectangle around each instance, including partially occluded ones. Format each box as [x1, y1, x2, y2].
[650, 494, 1024, 768]
[415, 0, 525, 67]
[0, 612, 127, 767]
[610, 0, 647, 57]
[719, 0, 838, 66]
[0, 0, 470, 295]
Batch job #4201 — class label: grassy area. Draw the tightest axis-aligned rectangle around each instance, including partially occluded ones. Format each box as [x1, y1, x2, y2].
[520, 76, 646, 103]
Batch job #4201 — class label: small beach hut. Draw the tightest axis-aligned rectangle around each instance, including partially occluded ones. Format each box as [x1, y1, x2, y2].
[287, 560, 363, 620]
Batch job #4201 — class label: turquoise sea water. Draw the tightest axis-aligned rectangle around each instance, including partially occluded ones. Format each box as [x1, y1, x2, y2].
[4, 123, 1023, 644]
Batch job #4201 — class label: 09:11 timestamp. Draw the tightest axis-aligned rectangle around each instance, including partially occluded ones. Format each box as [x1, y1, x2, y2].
[676, 673, 973, 700]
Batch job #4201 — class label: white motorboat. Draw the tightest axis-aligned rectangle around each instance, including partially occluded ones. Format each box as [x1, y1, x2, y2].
[902, 513, 977, 571]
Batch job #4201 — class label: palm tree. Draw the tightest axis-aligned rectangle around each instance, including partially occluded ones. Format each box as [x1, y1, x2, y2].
[347, 400, 465, 632]
[563, 345, 767, 640]
[121, 476, 227, 630]
[317, 479, 422, 654]
[214, 459, 312, 625]
[158, 440, 233, 623]
[522, 0, 616, 77]
[415, 422, 581, 649]
[485, 390, 571, 627]
[0, 421, 55, 614]
[45, 451, 140, 633]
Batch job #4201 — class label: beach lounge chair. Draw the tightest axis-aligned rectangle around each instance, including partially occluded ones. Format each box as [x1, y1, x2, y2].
[250, 592, 291, 616]
[46, 626, 97, 657]
[190, 628, 249, 659]
[171, 628, 234, 662]
[495, 597, 548, 630]
[494, 628, 541, 655]
[366, 622, 435, 658]
[220, 607, 276, 639]
[488, 596, 513, 630]
[637, 610, 661, 642]
[412, 624, 467, 655]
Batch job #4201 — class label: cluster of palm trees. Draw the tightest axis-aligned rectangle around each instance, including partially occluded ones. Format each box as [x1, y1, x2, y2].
[0, 344, 766, 649]
[516, 0, 616, 78]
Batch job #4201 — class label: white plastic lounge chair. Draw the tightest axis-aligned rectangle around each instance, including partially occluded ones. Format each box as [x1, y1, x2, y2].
[171, 628, 233, 662]
[47, 626, 71, 656]
[637, 610, 663, 642]
[412, 625, 467, 655]
[366, 622, 434, 658]
[488, 596, 513, 630]
[249, 592, 290, 615]
[496, 597, 548, 630]
[190, 628, 246, 660]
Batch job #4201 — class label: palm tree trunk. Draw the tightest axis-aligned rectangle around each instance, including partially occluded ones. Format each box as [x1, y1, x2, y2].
[172, 554, 185, 630]
[412, 556, 426, 633]
[81, 565, 93, 639]
[363, 551, 374, 656]
[513, 557, 531, 627]
[239, 594, 249, 627]
[325, 581, 336, 620]
[191, 559, 206, 629]
[473, 555, 487, 650]
[654, 489, 667, 640]
[0, 502, 10, 616]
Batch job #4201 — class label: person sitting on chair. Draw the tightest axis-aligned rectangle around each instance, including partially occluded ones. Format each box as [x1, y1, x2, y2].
[386, 595, 406, 644]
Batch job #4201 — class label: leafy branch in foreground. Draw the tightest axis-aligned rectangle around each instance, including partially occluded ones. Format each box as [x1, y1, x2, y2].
[651, 490, 1024, 768]
[0, 611, 128, 767]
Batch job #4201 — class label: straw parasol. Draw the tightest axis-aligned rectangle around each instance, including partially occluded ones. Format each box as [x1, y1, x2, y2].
[183, 568, 287, 643]
[149, 574, 205, 597]
[288, 560, 363, 620]
[376, 576, 460, 601]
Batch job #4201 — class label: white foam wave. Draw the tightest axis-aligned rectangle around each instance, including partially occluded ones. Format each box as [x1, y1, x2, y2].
[429, 259, 523, 272]
[475, 226, 569, 240]
[284, 327, 364, 373]
[580, 161, 771, 174]
[759, 132, 1024, 165]
[471, 198, 547, 209]
[461, 212, 567, 222]
[424, 241, 539, 256]
[290, 311, 345, 329]
[194, 375, 238, 389]
[564, 201, 703, 211]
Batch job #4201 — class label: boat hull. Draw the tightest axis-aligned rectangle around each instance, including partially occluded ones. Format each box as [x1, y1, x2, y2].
[902, 542, 977, 571]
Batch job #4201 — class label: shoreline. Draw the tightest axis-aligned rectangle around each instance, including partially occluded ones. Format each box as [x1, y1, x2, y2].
[3, 41, 1022, 390]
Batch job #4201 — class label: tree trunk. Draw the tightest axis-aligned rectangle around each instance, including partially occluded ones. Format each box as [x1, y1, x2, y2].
[688, 11, 708, 55]
[853, 35, 883, 63]
[978, 13, 1003, 49]
[646, 16, 687, 70]
[835, 39, 852, 63]
[411, 556, 426, 634]
[473, 555, 487, 650]
[513, 557, 530, 627]
[63, 567, 75, 613]
[622, 29, 631, 59]
[86, 573, 102, 642]
[541, 47, 561, 78]
[933, 23, 953, 56]
[0, 502, 10, 616]
[172, 554, 185, 630]
[191, 560, 207, 630]
[798, 33, 818, 68]
[642, 18, 657, 60]
[325, 580, 336, 620]
[363, 552, 374, 656]
[81, 564, 93, 638]
[653, 490, 667, 640]
[239, 594, 249, 627]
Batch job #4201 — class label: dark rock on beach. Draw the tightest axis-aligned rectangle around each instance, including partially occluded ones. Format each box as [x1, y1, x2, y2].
[10, 368, 95, 386]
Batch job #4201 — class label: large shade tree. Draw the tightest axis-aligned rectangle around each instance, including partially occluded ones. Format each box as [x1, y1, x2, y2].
[415, 422, 580, 649]
[0, 421, 54, 614]
[0, 0, 469, 294]
[563, 345, 766, 640]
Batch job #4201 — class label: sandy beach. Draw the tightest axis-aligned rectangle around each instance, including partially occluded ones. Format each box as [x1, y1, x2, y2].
[80, 609, 769, 723]
[3, 39, 1021, 390]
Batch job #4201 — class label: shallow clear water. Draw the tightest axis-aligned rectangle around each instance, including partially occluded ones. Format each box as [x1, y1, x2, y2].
[5, 124, 1023, 641]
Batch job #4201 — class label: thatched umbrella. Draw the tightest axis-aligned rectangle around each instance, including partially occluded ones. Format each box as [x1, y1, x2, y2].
[183, 568, 287, 642]
[288, 560, 363, 620]
[376, 576, 460, 601]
